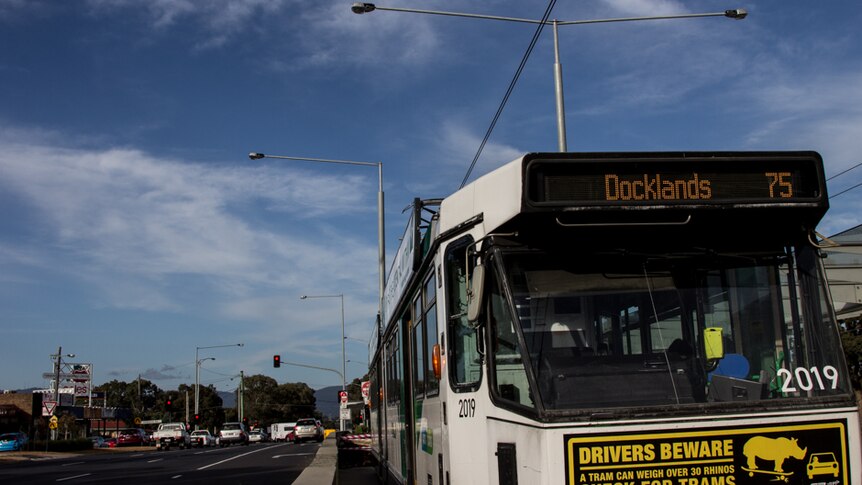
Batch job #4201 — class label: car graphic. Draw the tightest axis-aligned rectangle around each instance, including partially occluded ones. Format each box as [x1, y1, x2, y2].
[807, 452, 839, 479]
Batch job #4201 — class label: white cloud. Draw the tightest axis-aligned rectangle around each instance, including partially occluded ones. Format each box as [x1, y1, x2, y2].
[0, 133, 380, 315]
[84, 0, 295, 49]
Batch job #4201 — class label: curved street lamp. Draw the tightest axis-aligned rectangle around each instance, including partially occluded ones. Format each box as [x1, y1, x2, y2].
[351, 2, 747, 152]
[248, 152, 385, 340]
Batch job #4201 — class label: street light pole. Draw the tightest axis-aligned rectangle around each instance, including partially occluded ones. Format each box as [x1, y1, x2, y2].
[301, 294, 346, 431]
[248, 152, 385, 338]
[194, 343, 243, 428]
[351, 3, 747, 151]
[195, 357, 215, 425]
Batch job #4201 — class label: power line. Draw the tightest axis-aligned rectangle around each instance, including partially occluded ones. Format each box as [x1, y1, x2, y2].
[830, 181, 862, 199]
[460, 0, 558, 189]
[827, 162, 862, 181]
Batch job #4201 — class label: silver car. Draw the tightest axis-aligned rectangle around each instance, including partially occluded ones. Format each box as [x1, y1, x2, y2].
[218, 422, 249, 447]
[293, 418, 323, 443]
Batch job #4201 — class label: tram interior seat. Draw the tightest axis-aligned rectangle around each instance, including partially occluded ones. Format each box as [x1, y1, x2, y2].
[707, 354, 767, 402]
[535, 328, 696, 408]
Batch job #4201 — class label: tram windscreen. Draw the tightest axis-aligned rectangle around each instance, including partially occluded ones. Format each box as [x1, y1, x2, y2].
[490, 246, 850, 411]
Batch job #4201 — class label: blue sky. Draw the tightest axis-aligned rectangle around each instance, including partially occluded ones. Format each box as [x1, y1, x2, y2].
[2, 0, 861, 393]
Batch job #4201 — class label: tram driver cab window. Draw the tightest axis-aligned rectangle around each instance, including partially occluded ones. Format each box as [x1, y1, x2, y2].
[490, 270, 533, 409]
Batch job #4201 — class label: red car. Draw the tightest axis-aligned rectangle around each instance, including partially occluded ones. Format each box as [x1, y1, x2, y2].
[116, 428, 149, 446]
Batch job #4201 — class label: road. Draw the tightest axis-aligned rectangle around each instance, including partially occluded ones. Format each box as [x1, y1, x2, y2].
[0, 441, 320, 484]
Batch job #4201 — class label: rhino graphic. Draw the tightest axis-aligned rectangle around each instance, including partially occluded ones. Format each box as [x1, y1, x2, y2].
[743, 436, 807, 473]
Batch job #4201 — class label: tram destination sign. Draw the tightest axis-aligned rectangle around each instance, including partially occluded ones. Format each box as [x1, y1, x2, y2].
[525, 152, 826, 207]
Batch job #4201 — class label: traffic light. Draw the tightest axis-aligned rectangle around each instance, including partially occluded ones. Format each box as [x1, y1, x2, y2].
[193, 414, 201, 424]
[165, 399, 173, 410]
[273, 354, 281, 368]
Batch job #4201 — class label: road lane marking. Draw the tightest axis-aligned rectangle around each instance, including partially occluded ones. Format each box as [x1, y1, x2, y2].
[272, 453, 316, 458]
[197, 443, 288, 470]
[148, 458, 164, 463]
[193, 448, 222, 455]
[61, 461, 85, 466]
[56, 473, 92, 482]
[172, 475, 183, 479]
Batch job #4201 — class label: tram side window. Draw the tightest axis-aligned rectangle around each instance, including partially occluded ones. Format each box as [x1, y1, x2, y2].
[413, 296, 425, 397]
[424, 273, 440, 396]
[386, 330, 401, 405]
[445, 237, 482, 390]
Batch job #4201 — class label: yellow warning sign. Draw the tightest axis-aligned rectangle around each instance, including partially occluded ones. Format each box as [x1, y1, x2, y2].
[565, 420, 849, 485]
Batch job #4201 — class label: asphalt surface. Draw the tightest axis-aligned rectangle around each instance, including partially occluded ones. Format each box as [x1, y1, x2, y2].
[0, 441, 320, 484]
[1, 438, 381, 485]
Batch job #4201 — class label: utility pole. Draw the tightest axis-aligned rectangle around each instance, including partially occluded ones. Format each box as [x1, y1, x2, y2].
[53, 346, 62, 403]
[238, 370, 245, 423]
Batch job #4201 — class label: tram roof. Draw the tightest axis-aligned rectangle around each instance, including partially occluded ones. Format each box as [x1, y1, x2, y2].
[438, 155, 525, 237]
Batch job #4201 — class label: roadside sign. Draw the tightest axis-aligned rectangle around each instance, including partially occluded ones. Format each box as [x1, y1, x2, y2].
[42, 401, 57, 416]
[339, 390, 348, 408]
[49, 421, 58, 430]
[71, 364, 91, 383]
[134, 417, 142, 425]
[42, 372, 81, 381]
[361, 381, 370, 404]
[49, 415, 58, 424]
[340, 408, 351, 421]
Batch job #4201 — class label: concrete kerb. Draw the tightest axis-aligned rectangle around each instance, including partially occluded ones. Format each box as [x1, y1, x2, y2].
[293, 437, 337, 485]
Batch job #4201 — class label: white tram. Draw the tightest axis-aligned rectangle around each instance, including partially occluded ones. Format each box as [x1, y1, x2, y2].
[365, 152, 861, 485]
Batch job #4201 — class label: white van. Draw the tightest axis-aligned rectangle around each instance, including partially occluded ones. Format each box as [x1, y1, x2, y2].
[270, 422, 296, 442]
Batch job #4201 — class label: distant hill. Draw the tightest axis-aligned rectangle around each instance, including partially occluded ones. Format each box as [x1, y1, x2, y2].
[315, 386, 342, 419]
[218, 390, 235, 408]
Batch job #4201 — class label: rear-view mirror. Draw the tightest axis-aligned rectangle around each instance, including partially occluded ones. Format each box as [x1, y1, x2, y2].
[466, 264, 485, 325]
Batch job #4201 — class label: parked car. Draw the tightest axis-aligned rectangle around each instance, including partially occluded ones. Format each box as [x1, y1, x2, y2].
[117, 428, 149, 446]
[89, 435, 109, 448]
[248, 431, 267, 443]
[190, 430, 216, 447]
[293, 418, 324, 443]
[0, 432, 28, 452]
[218, 422, 249, 447]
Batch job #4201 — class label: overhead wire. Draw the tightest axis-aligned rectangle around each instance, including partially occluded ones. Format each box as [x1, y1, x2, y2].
[460, 0, 558, 189]
[830, 181, 862, 199]
[827, 161, 862, 181]
[828, 161, 862, 199]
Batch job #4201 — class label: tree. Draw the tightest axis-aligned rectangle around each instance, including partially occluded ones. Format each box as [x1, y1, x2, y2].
[275, 382, 317, 421]
[241, 374, 279, 425]
[94, 378, 164, 422]
[195, 384, 224, 430]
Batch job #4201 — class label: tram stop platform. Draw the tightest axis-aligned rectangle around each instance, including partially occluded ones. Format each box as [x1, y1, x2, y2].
[293, 433, 379, 485]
